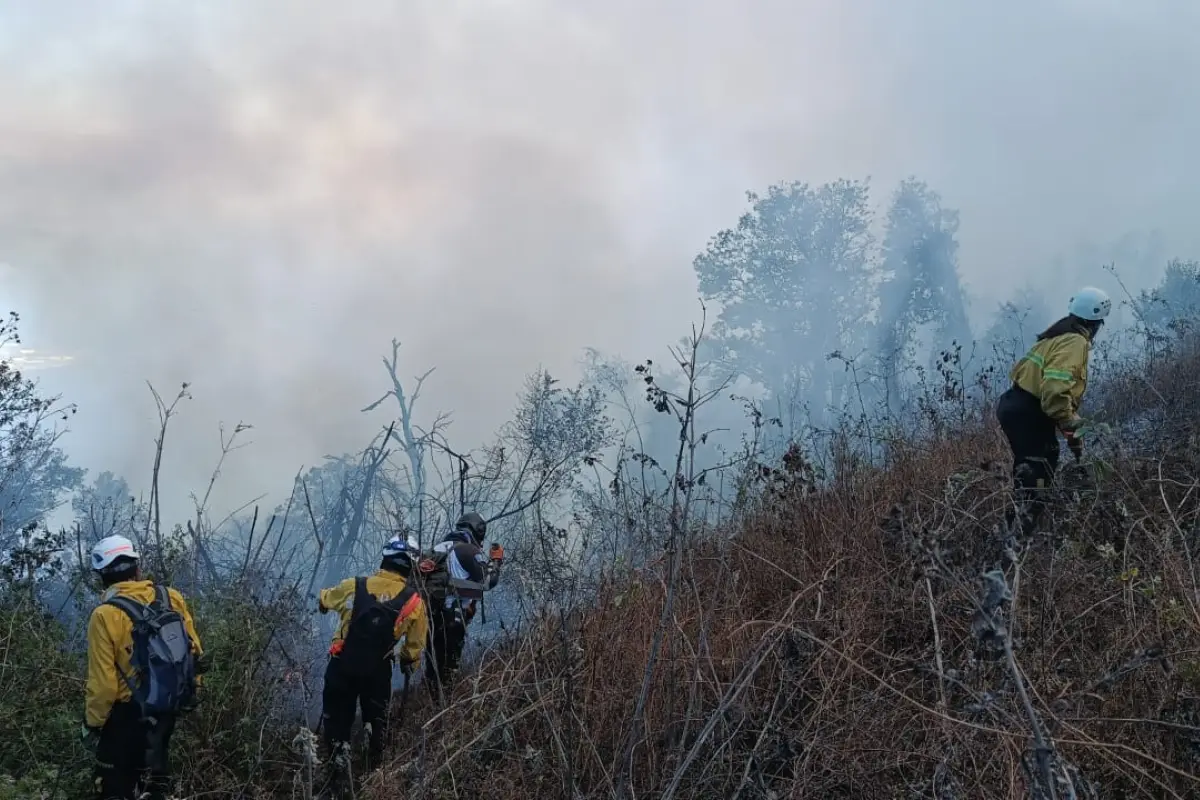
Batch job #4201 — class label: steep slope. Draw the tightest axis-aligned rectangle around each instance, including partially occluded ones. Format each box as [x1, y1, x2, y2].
[367, 339, 1200, 799]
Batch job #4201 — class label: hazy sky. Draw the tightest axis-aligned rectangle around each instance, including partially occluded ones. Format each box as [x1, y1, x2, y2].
[2, 0, 1199, 522]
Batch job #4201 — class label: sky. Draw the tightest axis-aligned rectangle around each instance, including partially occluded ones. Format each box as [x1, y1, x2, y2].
[2, 0, 1199, 523]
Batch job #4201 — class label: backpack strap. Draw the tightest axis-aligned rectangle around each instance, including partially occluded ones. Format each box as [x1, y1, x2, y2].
[349, 577, 373, 622]
[101, 595, 151, 704]
[153, 585, 172, 611]
[105, 594, 149, 624]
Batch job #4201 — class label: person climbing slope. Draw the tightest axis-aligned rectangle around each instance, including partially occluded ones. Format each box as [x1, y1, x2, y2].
[997, 286, 1111, 536]
[82, 534, 206, 800]
[418, 511, 503, 699]
[317, 534, 428, 785]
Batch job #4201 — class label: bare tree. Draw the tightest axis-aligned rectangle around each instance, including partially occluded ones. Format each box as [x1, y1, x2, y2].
[362, 339, 451, 546]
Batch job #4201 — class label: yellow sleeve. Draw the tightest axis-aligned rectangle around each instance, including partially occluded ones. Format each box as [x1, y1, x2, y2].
[167, 588, 203, 655]
[1038, 334, 1088, 427]
[319, 579, 354, 615]
[85, 608, 120, 728]
[397, 597, 428, 665]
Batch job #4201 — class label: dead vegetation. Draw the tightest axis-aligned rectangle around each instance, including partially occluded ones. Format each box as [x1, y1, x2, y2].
[5, 317, 1200, 799]
[356, 339, 1200, 799]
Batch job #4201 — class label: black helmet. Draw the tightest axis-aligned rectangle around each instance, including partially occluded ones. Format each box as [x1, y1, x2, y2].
[455, 512, 486, 543]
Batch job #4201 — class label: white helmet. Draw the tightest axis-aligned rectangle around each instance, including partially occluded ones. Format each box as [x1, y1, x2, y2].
[90, 535, 140, 571]
[382, 535, 418, 560]
[1068, 287, 1112, 321]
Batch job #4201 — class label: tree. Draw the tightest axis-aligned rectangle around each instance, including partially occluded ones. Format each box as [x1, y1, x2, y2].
[295, 434, 397, 603]
[875, 178, 971, 409]
[1136, 259, 1200, 339]
[694, 179, 876, 412]
[0, 312, 82, 548]
[980, 286, 1051, 368]
[362, 339, 450, 546]
[505, 370, 612, 511]
[491, 369, 613, 601]
[72, 471, 148, 543]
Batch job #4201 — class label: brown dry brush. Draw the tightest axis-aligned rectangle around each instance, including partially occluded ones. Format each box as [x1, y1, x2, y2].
[18, 331, 1200, 798]
[362, 345, 1200, 799]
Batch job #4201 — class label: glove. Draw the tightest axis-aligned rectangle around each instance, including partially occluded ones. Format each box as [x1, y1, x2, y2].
[1065, 430, 1083, 461]
[194, 652, 212, 675]
[81, 723, 101, 753]
[399, 659, 417, 677]
[489, 543, 505, 561]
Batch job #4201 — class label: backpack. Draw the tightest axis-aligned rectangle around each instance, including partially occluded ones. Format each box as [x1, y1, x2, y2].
[338, 577, 420, 677]
[105, 586, 197, 719]
[418, 538, 489, 604]
[418, 549, 452, 602]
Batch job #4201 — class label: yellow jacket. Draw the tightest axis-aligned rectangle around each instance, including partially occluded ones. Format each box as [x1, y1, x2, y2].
[85, 580, 203, 728]
[1010, 330, 1091, 428]
[318, 569, 427, 666]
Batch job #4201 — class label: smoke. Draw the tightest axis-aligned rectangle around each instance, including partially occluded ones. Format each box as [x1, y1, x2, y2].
[2, 0, 1198, 520]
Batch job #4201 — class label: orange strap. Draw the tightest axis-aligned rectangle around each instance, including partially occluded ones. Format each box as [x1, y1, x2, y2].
[397, 592, 422, 622]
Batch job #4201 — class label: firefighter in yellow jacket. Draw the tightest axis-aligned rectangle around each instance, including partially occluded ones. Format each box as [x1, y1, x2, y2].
[997, 286, 1111, 535]
[317, 535, 428, 783]
[82, 535, 205, 800]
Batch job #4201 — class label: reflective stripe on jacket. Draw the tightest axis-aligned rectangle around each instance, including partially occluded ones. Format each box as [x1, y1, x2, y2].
[85, 580, 203, 728]
[1009, 330, 1091, 428]
[318, 569, 428, 665]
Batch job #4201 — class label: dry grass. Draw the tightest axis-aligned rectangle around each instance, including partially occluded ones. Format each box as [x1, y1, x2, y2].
[10, 333, 1200, 798]
[361, 344, 1200, 799]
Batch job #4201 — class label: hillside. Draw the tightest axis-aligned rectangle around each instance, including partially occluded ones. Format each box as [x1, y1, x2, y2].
[351, 339, 1200, 799]
[4, 335, 1200, 800]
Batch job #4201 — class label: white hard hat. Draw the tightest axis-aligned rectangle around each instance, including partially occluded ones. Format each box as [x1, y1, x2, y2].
[1068, 287, 1112, 321]
[90, 535, 139, 571]
[382, 535, 418, 559]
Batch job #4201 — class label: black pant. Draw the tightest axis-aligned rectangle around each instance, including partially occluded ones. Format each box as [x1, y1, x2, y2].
[321, 655, 392, 770]
[94, 702, 176, 800]
[425, 602, 467, 694]
[996, 385, 1061, 532]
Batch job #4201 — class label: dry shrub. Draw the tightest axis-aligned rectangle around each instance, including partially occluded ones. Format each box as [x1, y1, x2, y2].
[366, 343, 1200, 799]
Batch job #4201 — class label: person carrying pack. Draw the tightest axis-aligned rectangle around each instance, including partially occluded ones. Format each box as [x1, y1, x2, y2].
[317, 535, 428, 782]
[82, 535, 206, 800]
[417, 512, 503, 698]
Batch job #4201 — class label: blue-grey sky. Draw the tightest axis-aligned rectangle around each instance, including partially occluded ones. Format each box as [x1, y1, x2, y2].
[2, 0, 1198, 521]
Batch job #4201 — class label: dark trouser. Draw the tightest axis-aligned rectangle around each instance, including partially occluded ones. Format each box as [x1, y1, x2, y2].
[996, 385, 1061, 534]
[94, 701, 176, 800]
[321, 655, 392, 771]
[425, 602, 467, 696]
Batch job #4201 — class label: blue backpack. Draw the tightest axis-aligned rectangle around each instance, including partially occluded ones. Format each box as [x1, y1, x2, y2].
[105, 586, 197, 719]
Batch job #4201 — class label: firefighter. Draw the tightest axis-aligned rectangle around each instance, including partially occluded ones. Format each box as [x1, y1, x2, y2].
[997, 286, 1111, 535]
[317, 535, 428, 783]
[83, 535, 205, 800]
[418, 512, 503, 699]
